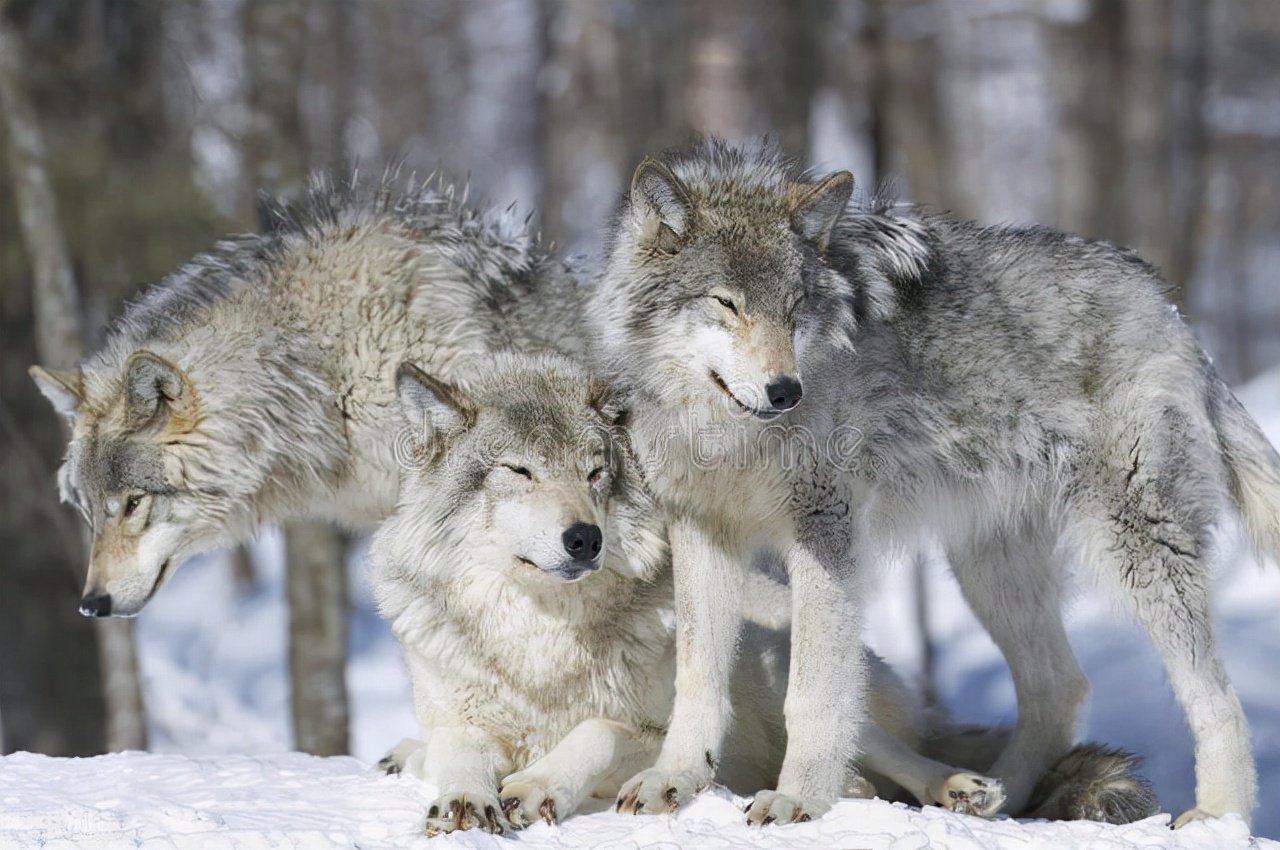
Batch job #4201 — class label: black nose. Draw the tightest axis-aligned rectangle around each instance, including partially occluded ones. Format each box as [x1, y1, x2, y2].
[765, 376, 803, 411]
[562, 523, 603, 562]
[79, 592, 112, 618]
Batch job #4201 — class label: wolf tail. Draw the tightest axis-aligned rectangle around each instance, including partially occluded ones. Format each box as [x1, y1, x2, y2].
[919, 727, 1159, 824]
[1021, 744, 1160, 824]
[1210, 379, 1280, 565]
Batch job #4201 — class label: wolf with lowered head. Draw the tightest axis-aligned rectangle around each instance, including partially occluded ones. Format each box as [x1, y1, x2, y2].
[589, 139, 1280, 828]
[31, 174, 580, 617]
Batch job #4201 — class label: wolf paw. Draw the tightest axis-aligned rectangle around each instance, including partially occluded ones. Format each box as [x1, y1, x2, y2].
[499, 774, 564, 828]
[931, 773, 1006, 817]
[377, 738, 424, 777]
[423, 792, 507, 837]
[744, 790, 830, 825]
[1173, 808, 1215, 829]
[615, 767, 708, 815]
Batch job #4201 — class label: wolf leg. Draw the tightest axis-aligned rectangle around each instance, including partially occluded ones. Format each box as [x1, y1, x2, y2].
[949, 534, 1089, 815]
[616, 517, 745, 815]
[858, 724, 1006, 817]
[1118, 550, 1254, 826]
[745, 540, 865, 825]
[500, 719, 656, 827]
[418, 724, 512, 836]
[1076, 442, 1256, 826]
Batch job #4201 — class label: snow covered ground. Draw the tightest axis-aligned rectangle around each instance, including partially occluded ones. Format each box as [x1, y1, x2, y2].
[3, 366, 1278, 849]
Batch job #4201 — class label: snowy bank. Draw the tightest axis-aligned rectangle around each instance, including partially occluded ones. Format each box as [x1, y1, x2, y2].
[0, 750, 1273, 850]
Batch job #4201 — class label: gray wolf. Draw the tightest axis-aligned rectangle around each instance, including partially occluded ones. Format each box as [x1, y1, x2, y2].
[30, 172, 581, 617]
[370, 351, 1157, 835]
[588, 139, 1279, 827]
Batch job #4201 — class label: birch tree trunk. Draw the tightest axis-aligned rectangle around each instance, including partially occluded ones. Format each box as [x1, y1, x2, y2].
[0, 0, 144, 754]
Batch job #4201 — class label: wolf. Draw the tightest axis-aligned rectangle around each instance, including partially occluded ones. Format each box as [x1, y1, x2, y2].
[588, 139, 1280, 827]
[370, 351, 1157, 835]
[30, 172, 582, 617]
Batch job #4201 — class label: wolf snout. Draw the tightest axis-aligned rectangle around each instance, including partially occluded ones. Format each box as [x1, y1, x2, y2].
[562, 522, 603, 562]
[79, 591, 112, 618]
[765, 375, 803, 412]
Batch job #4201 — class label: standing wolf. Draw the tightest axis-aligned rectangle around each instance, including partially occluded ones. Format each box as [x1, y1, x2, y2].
[372, 351, 1156, 835]
[590, 139, 1280, 827]
[30, 174, 580, 617]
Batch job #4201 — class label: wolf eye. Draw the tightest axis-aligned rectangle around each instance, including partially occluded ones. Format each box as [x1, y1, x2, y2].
[501, 464, 533, 480]
[712, 295, 739, 316]
[588, 466, 607, 484]
[124, 494, 144, 517]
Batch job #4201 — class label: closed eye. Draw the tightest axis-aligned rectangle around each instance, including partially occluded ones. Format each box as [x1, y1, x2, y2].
[712, 295, 739, 316]
[588, 466, 606, 484]
[124, 494, 144, 517]
[501, 464, 533, 480]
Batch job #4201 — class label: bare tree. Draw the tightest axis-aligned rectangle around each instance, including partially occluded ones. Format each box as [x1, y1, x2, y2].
[0, 0, 144, 754]
[242, 0, 350, 757]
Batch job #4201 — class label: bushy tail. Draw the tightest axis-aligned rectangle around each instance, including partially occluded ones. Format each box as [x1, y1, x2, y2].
[1211, 380, 1280, 565]
[1022, 744, 1159, 824]
[919, 727, 1159, 824]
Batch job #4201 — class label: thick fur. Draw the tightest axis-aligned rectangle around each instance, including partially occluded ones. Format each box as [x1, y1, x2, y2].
[589, 139, 1280, 827]
[31, 172, 583, 616]
[371, 352, 1156, 835]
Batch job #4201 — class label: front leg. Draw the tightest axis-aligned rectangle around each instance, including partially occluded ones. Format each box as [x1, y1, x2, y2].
[746, 540, 866, 825]
[617, 516, 744, 815]
[500, 718, 658, 827]
[419, 723, 512, 837]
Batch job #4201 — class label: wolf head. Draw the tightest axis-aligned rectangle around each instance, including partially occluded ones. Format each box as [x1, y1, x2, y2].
[378, 353, 667, 591]
[592, 140, 859, 420]
[31, 353, 230, 617]
[32, 341, 342, 617]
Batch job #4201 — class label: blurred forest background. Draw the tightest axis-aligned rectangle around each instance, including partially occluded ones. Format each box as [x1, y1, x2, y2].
[2, 0, 1280, 763]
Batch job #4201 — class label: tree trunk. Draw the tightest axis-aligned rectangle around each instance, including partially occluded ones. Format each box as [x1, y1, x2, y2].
[285, 520, 350, 756]
[243, 0, 351, 755]
[0, 0, 144, 754]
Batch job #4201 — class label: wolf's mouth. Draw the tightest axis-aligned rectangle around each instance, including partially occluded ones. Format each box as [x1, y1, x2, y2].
[515, 555, 599, 583]
[708, 370, 779, 420]
[144, 558, 175, 604]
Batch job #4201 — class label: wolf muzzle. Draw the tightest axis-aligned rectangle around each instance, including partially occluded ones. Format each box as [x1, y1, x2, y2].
[562, 522, 603, 562]
[79, 592, 112, 617]
[765, 375, 803, 412]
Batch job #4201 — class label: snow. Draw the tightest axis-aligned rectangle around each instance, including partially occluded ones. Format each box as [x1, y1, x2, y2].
[3, 366, 1279, 848]
[0, 751, 1271, 850]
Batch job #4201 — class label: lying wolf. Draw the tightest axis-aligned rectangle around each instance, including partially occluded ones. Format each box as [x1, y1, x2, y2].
[371, 351, 1157, 835]
[31, 174, 580, 617]
[587, 139, 1279, 827]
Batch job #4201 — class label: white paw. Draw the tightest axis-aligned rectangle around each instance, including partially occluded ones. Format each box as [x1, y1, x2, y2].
[1173, 807, 1216, 828]
[376, 738, 424, 776]
[744, 790, 830, 825]
[499, 773, 566, 828]
[930, 772, 1006, 817]
[615, 767, 709, 815]
[423, 790, 507, 836]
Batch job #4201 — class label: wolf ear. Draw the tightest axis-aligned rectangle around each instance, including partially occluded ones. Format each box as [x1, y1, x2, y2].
[124, 351, 199, 434]
[396, 362, 475, 437]
[630, 157, 694, 253]
[30, 365, 85, 421]
[790, 171, 853, 251]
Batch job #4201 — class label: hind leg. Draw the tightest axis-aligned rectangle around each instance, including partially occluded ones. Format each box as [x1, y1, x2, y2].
[949, 533, 1090, 814]
[1074, 444, 1256, 826]
[1101, 536, 1253, 825]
